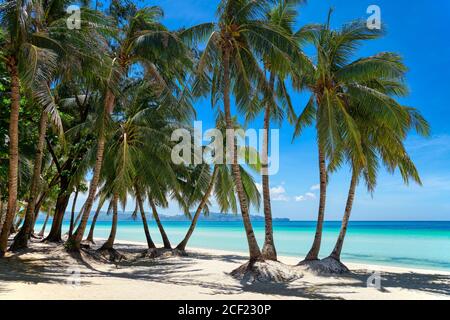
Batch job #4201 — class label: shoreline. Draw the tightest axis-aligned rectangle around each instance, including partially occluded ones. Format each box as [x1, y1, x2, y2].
[0, 239, 449, 300]
[115, 238, 450, 275]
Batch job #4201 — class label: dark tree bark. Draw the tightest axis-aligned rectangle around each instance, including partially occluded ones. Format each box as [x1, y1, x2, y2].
[45, 191, 70, 242]
[0, 200, 5, 235]
[176, 165, 218, 251]
[11, 111, 48, 251]
[149, 197, 171, 249]
[0, 57, 20, 257]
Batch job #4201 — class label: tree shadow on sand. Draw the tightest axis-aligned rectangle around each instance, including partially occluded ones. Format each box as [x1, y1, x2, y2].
[341, 269, 450, 296]
[2, 241, 449, 300]
[305, 267, 450, 298]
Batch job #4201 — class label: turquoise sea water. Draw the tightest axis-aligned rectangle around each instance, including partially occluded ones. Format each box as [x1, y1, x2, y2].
[34, 220, 450, 271]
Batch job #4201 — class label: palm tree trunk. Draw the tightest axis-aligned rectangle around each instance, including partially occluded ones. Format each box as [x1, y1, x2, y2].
[222, 47, 262, 262]
[135, 187, 156, 249]
[100, 194, 118, 250]
[149, 197, 171, 249]
[38, 213, 50, 237]
[304, 143, 327, 261]
[68, 188, 79, 237]
[176, 165, 219, 251]
[11, 111, 48, 251]
[330, 170, 357, 261]
[261, 73, 277, 261]
[31, 191, 45, 234]
[44, 191, 70, 242]
[85, 200, 103, 243]
[0, 57, 20, 257]
[10, 221, 17, 235]
[68, 89, 115, 250]
[0, 200, 5, 235]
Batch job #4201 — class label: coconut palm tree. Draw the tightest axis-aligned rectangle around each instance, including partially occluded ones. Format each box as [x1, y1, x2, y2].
[88, 77, 193, 252]
[247, 0, 312, 261]
[181, 0, 297, 268]
[176, 114, 262, 252]
[68, 3, 194, 251]
[321, 101, 429, 272]
[0, 0, 59, 255]
[293, 15, 414, 262]
[9, 0, 111, 251]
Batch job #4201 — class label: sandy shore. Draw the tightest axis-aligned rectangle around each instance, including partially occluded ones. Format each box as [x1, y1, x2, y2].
[0, 239, 449, 300]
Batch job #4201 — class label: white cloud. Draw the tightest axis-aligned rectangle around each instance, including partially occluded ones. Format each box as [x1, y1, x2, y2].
[271, 186, 289, 201]
[310, 184, 320, 191]
[255, 183, 289, 201]
[295, 192, 316, 202]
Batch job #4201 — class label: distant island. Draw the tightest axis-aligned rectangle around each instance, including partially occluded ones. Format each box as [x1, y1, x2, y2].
[55, 212, 290, 222]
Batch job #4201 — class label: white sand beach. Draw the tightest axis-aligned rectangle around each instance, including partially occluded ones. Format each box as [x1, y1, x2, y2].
[0, 239, 449, 300]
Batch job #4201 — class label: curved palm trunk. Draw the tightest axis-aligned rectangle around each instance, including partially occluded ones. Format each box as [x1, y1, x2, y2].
[38, 213, 50, 237]
[45, 191, 70, 242]
[68, 188, 79, 237]
[85, 201, 103, 243]
[176, 165, 219, 251]
[329, 170, 357, 260]
[135, 187, 156, 249]
[11, 111, 48, 251]
[31, 192, 45, 234]
[0, 57, 20, 257]
[100, 194, 118, 250]
[222, 47, 262, 262]
[149, 198, 171, 249]
[304, 144, 327, 261]
[261, 73, 277, 261]
[68, 89, 115, 250]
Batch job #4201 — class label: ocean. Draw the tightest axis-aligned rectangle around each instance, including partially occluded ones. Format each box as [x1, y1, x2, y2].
[34, 220, 450, 271]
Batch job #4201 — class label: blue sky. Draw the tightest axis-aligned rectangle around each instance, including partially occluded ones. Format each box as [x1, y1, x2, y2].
[77, 0, 450, 220]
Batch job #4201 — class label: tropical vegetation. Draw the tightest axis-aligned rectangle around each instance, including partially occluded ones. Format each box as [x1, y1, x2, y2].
[0, 0, 428, 278]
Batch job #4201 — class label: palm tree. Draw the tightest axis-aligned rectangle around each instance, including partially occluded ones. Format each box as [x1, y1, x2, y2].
[89, 77, 193, 252]
[68, 4, 193, 251]
[321, 102, 429, 272]
[252, 0, 311, 261]
[9, 0, 111, 251]
[292, 15, 413, 262]
[0, 0, 55, 256]
[181, 0, 297, 266]
[176, 113, 261, 252]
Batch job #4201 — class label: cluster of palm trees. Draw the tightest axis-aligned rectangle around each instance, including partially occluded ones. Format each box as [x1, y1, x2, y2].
[0, 0, 428, 275]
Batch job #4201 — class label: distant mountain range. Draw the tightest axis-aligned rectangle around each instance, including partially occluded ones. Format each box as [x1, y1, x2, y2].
[54, 211, 290, 222]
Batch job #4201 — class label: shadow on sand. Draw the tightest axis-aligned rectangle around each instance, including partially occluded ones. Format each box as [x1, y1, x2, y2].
[0, 240, 449, 299]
